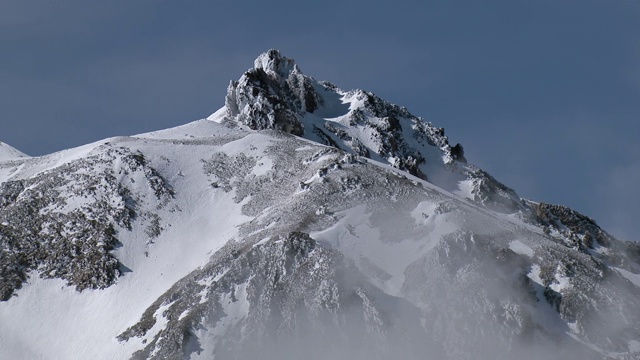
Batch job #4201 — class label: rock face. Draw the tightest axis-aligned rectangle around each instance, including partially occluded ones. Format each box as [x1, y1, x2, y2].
[0, 146, 173, 300]
[218, 49, 522, 213]
[223, 49, 313, 136]
[119, 232, 440, 360]
[1, 51, 640, 360]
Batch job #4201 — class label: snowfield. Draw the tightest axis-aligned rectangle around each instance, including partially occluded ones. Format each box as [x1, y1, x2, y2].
[0, 141, 28, 162]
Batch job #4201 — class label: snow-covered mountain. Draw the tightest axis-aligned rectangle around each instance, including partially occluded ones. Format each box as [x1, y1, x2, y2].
[1, 50, 639, 360]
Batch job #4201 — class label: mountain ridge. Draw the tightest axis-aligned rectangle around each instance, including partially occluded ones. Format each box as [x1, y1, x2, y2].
[210, 49, 523, 214]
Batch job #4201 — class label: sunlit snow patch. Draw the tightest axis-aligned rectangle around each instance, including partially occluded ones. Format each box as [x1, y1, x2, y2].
[509, 240, 534, 258]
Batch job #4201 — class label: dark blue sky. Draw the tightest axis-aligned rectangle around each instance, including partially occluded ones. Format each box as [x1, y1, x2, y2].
[2, 1, 639, 240]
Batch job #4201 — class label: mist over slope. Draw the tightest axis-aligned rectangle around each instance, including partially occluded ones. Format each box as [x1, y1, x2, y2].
[1, 50, 639, 360]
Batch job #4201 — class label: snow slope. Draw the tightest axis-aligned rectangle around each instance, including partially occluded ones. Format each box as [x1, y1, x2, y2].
[0, 122, 257, 359]
[0, 141, 28, 161]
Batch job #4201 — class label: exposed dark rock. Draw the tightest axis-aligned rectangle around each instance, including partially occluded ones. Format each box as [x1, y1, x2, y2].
[0, 146, 173, 300]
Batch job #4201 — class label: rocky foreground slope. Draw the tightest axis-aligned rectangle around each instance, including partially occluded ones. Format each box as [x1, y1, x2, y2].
[1, 51, 639, 360]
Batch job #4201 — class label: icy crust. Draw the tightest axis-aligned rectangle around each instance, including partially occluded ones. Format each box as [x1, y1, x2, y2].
[215, 49, 522, 213]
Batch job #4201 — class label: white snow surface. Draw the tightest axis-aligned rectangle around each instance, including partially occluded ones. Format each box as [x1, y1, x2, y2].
[0, 141, 28, 161]
[509, 239, 534, 257]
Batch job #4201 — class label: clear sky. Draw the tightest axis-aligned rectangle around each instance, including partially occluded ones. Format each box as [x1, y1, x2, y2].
[2, 1, 639, 240]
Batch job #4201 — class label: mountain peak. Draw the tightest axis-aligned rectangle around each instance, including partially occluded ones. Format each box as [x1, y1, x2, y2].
[0, 141, 28, 161]
[219, 50, 318, 137]
[253, 49, 301, 80]
[213, 50, 522, 213]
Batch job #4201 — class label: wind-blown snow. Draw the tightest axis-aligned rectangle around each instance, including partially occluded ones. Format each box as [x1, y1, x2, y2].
[615, 267, 640, 288]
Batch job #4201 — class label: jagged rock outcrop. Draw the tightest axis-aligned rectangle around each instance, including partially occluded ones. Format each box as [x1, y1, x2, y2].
[217, 50, 522, 213]
[0, 146, 173, 300]
[120, 232, 440, 360]
[223, 49, 318, 136]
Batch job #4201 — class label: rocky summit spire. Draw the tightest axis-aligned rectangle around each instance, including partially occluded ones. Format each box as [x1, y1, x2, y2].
[252, 49, 301, 80]
[223, 50, 321, 136]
